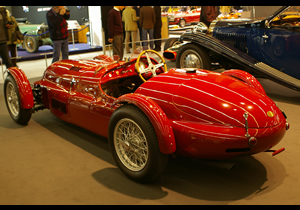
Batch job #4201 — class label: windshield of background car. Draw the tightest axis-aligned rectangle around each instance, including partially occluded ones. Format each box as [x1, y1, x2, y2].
[272, 6, 300, 25]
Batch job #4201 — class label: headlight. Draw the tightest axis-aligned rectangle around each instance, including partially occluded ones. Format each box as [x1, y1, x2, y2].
[169, 16, 175, 21]
[208, 20, 217, 34]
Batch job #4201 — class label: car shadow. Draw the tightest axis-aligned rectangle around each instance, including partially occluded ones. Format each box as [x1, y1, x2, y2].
[91, 154, 286, 203]
[159, 155, 286, 202]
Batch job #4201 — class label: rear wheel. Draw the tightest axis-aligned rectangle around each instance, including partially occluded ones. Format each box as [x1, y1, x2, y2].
[4, 75, 32, 124]
[108, 104, 168, 183]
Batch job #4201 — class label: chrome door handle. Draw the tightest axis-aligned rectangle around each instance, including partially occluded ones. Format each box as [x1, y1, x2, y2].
[262, 34, 269, 39]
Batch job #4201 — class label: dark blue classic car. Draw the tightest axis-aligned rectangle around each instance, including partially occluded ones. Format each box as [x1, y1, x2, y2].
[163, 6, 300, 91]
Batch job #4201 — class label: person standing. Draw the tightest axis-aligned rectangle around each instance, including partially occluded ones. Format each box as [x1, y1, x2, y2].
[0, 6, 13, 68]
[122, 6, 139, 53]
[46, 6, 70, 63]
[133, 6, 142, 42]
[153, 6, 162, 51]
[108, 6, 125, 60]
[199, 6, 217, 27]
[140, 6, 155, 50]
[6, 10, 20, 67]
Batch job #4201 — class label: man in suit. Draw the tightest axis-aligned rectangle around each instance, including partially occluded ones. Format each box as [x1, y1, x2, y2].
[108, 6, 125, 60]
[140, 6, 155, 50]
[122, 6, 139, 53]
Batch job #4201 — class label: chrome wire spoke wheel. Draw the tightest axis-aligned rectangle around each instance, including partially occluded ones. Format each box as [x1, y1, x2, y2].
[26, 37, 34, 51]
[6, 81, 20, 117]
[114, 118, 148, 172]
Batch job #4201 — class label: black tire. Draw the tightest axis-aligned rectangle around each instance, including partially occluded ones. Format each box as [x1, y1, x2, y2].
[24, 35, 39, 53]
[163, 37, 182, 51]
[108, 104, 168, 183]
[4, 74, 32, 125]
[176, 43, 211, 70]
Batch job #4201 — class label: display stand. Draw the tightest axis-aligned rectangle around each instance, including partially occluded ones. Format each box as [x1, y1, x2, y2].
[67, 20, 82, 50]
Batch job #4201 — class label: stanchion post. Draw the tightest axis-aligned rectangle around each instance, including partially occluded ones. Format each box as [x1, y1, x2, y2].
[45, 54, 48, 67]
[102, 28, 106, 55]
[1, 59, 4, 80]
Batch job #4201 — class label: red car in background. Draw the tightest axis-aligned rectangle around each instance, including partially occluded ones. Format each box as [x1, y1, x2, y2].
[167, 7, 201, 27]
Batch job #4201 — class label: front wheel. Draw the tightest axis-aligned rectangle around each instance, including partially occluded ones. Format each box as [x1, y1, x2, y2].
[4, 74, 32, 125]
[23, 35, 39, 53]
[176, 44, 211, 70]
[108, 104, 168, 183]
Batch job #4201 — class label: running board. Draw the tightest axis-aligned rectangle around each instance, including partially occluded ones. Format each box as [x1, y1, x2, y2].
[254, 62, 300, 91]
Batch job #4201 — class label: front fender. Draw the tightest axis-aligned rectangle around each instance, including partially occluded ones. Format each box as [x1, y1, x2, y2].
[112, 94, 176, 154]
[163, 42, 189, 60]
[6, 67, 34, 109]
[179, 31, 259, 66]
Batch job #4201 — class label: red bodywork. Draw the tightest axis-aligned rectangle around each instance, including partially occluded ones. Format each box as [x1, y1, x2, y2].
[10, 55, 287, 159]
[168, 8, 201, 26]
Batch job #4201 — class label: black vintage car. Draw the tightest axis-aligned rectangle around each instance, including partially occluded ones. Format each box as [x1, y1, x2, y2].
[163, 6, 300, 91]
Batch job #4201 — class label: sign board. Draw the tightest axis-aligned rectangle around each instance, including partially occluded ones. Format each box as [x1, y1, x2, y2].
[67, 20, 81, 30]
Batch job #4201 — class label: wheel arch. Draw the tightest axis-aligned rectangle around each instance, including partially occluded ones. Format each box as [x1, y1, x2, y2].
[5, 67, 34, 109]
[111, 94, 176, 154]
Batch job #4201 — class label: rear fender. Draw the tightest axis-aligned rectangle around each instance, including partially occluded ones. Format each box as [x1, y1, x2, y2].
[6, 67, 34, 109]
[112, 94, 176, 154]
[222, 70, 266, 95]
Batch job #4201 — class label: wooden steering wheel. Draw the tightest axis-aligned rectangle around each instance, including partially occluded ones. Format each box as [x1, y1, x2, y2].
[135, 50, 167, 82]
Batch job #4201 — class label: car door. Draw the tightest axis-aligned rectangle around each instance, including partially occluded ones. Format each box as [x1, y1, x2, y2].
[258, 24, 300, 80]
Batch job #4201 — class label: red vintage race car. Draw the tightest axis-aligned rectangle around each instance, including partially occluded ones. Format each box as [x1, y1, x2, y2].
[3, 49, 288, 183]
[168, 8, 201, 28]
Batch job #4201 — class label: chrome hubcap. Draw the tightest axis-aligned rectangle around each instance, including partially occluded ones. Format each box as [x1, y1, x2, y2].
[6, 82, 19, 117]
[181, 50, 202, 68]
[26, 37, 34, 50]
[114, 118, 148, 171]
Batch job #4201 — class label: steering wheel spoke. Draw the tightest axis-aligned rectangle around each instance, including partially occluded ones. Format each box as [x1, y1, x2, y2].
[139, 66, 150, 74]
[145, 52, 153, 65]
[135, 50, 167, 82]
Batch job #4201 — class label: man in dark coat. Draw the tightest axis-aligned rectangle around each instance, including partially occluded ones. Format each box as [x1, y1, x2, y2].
[140, 6, 155, 50]
[199, 6, 217, 27]
[46, 6, 70, 63]
[108, 6, 125, 60]
[0, 6, 13, 68]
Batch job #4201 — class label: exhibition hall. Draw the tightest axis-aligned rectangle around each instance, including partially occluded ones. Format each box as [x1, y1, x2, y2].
[1, 6, 300, 205]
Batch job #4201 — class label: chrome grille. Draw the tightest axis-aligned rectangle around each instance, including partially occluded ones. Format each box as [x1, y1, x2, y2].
[215, 33, 247, 53]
